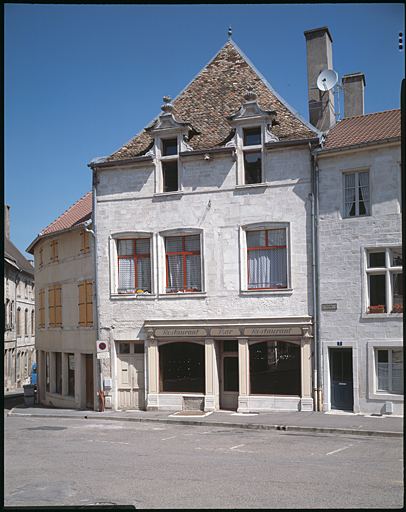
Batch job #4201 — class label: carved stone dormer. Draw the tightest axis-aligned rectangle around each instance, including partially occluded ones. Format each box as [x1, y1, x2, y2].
[227, 86, 279, 144]
[145, 96, 194, 152]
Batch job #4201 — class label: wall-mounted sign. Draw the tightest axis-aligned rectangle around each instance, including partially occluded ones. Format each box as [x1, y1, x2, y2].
[322, 304, 337, 311]
[244, 327, 302, 336]
[97, 340, 109, 354]
[155, 328, 207, 337]
[210, 328, 241, 337]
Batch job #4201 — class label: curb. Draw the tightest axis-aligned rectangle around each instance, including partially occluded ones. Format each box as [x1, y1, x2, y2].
[7, 409, 403, 438]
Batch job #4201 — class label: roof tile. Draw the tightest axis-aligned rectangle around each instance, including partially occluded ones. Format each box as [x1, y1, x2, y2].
[40, 191, 92, 236]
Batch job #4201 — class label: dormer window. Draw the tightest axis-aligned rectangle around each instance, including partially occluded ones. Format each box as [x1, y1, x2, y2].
[162, 138, 178, 192]
[227, 86, 278, 187]
[243, 127, 262, 184]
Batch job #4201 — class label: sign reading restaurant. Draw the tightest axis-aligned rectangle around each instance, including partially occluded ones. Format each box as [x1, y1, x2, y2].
[154, 326, 303, 337]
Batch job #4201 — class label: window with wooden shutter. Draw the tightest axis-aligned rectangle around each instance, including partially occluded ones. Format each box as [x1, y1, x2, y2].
[39, 290, 45, 328]
[50, 240, 58, 262]
[49, 285, 62, 327]
[80, 229, 90, 254]
[78, 279, 93, 327]
[39, 247, 43, 268]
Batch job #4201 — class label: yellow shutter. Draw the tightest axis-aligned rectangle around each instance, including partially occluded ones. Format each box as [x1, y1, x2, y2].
[78, 282, 86, 326]
[49, 286, 55, 327]
[86, 280, 93, 327]
[39, 289, 45, 328]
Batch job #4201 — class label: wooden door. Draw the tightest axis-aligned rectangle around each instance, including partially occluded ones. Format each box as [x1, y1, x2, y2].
[85, 354, 94, 409]
[117, 351, 145, 410]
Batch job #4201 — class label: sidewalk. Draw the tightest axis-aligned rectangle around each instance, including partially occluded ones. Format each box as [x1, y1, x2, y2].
[6, 397, 404, 438]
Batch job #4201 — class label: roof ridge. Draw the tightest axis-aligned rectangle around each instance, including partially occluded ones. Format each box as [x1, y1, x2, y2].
[338, 108, 401, 121]
[40, 190, 92, 235]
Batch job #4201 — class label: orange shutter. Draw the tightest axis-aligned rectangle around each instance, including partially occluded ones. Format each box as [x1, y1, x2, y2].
[55, 285, 62, 327]
[78, 281, 86, 326]
[39, 289, 45, 328]
[86, 280, 93, 327]
[49, 286, 55, 327]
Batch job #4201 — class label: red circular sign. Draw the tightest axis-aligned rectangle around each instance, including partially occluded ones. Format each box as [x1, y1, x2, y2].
[98, 342, 107, 351]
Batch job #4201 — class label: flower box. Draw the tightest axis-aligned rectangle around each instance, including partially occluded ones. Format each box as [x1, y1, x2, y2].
[367, 305, 386, 314]
[391, 304, 403, 314]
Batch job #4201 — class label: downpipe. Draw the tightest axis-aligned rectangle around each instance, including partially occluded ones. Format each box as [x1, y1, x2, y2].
[314, 152, 323, 411]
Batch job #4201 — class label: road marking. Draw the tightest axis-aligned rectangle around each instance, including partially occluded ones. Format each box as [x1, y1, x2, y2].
[230, 444, 245, 450]
[161, 436, 178, 441]
[326, 444, 353, 456]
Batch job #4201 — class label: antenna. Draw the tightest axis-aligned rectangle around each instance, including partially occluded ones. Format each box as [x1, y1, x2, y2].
[317, 69, 338, 91]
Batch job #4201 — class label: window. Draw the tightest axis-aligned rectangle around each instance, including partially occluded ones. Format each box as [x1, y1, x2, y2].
[249, 341, 300, 395]
[159, 342, 205, 393]
[162, 138, 178, 192]
[117, 239, 151, 293]
[17, 308, 21, 336]
[344, 171, 370, 217]
[366, 248, 403, 313]
[68, 354, 75, 396]
[31, 310, 34, 335]
[80, 229, 90, 254]
[46, 352, 50, 392]
[50, 240, 58, 262]
[39, 290, 45, 328]
[243, 127, 262, 184]
[376, 349, 403, 394]
[49, 285, 62, 327]
[55, 352, 62, 394]
[39, 247, 43, 268]
[165, 235, 201, 292]
[25, 309, 28, 336]
[247, 229, 287, 289]
[78, 280, 93, 326]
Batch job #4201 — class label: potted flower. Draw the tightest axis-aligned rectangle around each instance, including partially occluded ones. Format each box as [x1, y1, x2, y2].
[367, 305, 386, 314]
[391, 304, 403, 313]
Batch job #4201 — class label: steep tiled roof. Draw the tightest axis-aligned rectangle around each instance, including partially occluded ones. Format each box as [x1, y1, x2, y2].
[40, 191, 92, 236]
[4, 237, 34, 276]
[322, 109, 401, 151]
[106, 40, 319, 162]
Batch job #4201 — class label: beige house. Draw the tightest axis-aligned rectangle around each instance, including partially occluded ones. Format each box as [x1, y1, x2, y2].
[27, 191, 99, 410]
[4, 205, 36, 390]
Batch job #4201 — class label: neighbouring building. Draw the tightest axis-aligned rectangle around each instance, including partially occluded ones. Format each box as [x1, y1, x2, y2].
[4, 205, 36, 390]
[26, 191, 98, 410]
[316, 109, 402, 415]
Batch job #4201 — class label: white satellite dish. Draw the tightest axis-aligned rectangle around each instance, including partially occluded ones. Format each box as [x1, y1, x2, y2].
[317, 69, 338, 91]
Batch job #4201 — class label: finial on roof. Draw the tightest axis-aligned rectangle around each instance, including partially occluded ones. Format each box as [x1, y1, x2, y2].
[161, 95, 174, 114]
[228, 24, 232, 38]
[244, 85, 257, 102]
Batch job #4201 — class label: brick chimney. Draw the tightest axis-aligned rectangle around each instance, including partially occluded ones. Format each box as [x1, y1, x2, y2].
[342, 72, 366, 118]
[304, 27, 336, 133]
[4, 204, 10, 239]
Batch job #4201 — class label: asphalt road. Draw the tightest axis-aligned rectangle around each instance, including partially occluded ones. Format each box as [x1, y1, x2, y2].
[4, 413, 404, 509]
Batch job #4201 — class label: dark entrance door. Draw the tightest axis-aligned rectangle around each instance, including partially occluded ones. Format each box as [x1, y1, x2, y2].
[330, 348, 353, 410]
[86, 354, 94, 409]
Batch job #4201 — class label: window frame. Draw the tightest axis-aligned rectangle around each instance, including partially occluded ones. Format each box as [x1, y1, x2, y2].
[117, 238, 152, 295]
[343, 169, 370, 218]
[365, 247, 403, 315]
[240, 223, 291, 294]
[165, 234, 202, 293]
[160, 137, 179, 193]
[367, 342, 403, 401]
[49, 284, 62, 328]
[242, 126, 263, 185]
[78, 279, 93, 327]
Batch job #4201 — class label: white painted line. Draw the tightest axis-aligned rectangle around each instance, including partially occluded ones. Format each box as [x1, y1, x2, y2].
[326, 444, 353, 456]
[230, 444, 245, 450]
[161, 436, 178, 441]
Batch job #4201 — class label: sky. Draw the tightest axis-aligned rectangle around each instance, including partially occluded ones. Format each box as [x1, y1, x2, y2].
[4, 3, 405, 260]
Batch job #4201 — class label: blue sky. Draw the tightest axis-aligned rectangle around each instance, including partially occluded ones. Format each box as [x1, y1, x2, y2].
[5, 3, 404, 259]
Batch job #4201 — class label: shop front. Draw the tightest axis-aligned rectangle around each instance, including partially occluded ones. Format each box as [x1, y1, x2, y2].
[144, 318, 314, 413]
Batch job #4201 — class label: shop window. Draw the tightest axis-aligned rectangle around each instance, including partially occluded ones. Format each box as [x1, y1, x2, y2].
[159, 342, 205, 393]
[55, 352, 62, 394]
[344, 170, 370, 217]
[247, 229, 287, 289]
[366, 248, 403, 314]
[68, 354, 75, 396]
[165, 235, 201, 293]
[376, 349, 403, 394]
[249, 341, 300, 395]
[117, 238, 151, 294]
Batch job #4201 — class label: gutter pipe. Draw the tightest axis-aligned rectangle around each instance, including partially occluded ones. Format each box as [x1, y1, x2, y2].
[314, 151, 322, 411]
[86, 170, 103, 409]
[308, 144, 318, 411]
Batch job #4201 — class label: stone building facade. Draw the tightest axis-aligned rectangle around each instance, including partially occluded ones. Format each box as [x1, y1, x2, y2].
[4, 205, 36, 390]
[27, 192, 98, 410]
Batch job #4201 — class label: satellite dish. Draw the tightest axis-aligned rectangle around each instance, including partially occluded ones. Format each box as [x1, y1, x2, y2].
[317, 69, 338, 91]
